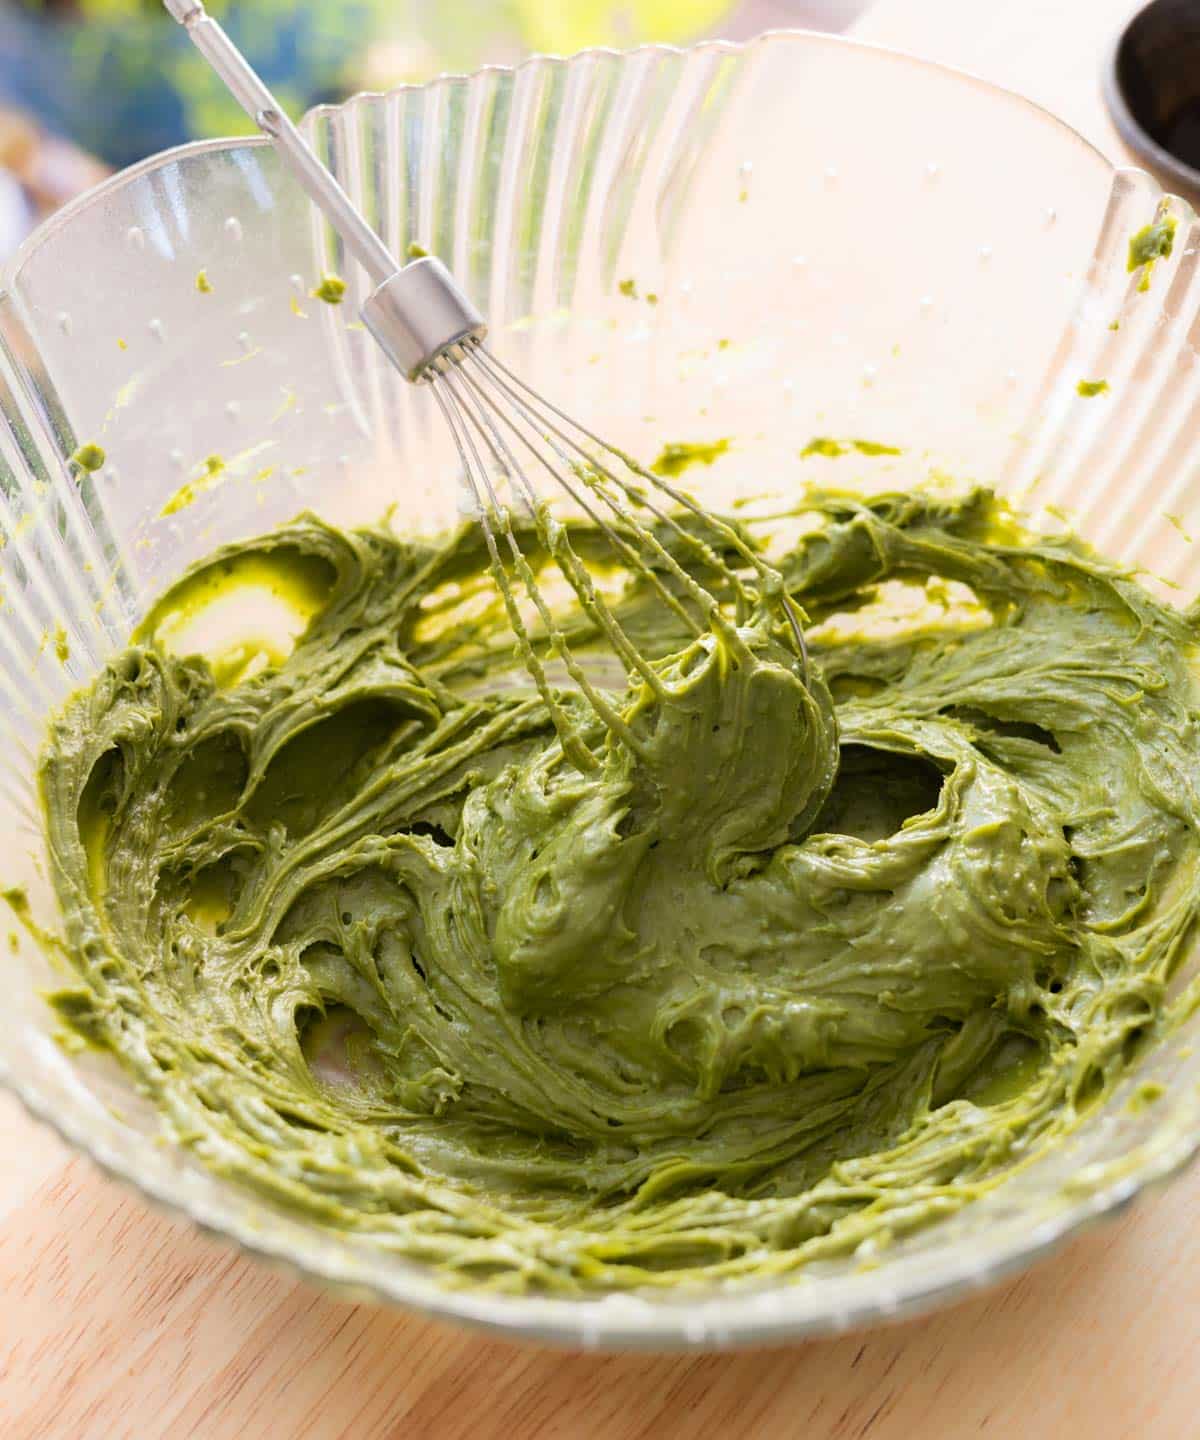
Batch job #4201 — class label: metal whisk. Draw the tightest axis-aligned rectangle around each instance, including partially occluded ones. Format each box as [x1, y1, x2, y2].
[164, 1, 806, 766]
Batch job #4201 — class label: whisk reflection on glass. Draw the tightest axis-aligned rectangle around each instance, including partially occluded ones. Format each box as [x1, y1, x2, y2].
[163, 0, 808, 764]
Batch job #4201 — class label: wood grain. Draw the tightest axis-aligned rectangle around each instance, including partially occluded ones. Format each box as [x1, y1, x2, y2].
[4, 2, 1195, 1437]
[3, 1076, 1197, 1440]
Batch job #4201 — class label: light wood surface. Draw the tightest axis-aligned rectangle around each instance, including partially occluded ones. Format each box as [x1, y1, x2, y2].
[5, 3, 1192, 1438]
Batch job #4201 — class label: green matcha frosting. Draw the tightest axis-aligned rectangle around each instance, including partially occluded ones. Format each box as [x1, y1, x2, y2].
[37, 487, 1200, 1291]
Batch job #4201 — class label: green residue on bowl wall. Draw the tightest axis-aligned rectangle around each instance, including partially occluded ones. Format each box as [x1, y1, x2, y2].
[1077, 379, 1109, 398]
[161, 454, 226, 517]
[69, 443, 106, 475]
[311, 274, 346, 305]
[1128, 1080, 1165, 1113]
[650, 439, 730, 476]
[1128, 215, 1176, 292]
[195, 269, 213, 294]
[801, 437, 846, 458]
[800, 438, 902, 459]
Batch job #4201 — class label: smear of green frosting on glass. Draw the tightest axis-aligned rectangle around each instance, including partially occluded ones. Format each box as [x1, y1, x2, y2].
[801, 438, 901, 459]
[1128, 215, 1177, 292]
[69, 443, 106, 475]
[311, 274, 347, 305]
[801, 437, 845, 458]
[35, 486, 1200, 1292]
[650, 439, 730, 476]
[1128, 215, 1176, 271]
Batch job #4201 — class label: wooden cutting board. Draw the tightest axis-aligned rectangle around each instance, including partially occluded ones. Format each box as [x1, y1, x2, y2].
[5, 2, 1195, 1436]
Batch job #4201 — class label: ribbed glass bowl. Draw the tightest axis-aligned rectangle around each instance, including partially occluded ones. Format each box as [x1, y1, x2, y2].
[2, 30, 1199, 1349]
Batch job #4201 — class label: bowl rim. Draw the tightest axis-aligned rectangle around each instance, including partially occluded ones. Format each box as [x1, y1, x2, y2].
[2, 23, 1195, 1351]
[2, 24, 1119, 290]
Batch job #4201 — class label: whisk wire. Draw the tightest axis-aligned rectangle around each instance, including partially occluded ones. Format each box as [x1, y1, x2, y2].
[430, 382, 594, 770]
[428, 342, 812, 769]
[471, 348, 809, 666]
[441, 365, 668, 696]
[446, 365, 697, 673]
[432, 373, 644, 766]
[442, 375, 649, 726]
[468, 350, 755, 633]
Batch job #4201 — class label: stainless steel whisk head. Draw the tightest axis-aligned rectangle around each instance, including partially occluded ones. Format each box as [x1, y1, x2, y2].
[427, 343, 807, 766]
[165, 0, 806, 763]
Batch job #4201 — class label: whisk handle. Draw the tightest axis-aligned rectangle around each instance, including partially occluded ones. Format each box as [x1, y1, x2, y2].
[162, 0, 396, 288]
[162, 0, 488, 379]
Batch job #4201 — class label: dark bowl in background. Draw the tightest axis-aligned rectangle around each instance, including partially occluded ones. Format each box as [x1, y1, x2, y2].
[1105, 0, 1200, 199]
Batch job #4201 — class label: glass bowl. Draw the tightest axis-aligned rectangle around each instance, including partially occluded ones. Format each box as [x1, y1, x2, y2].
[1, 30, 1198, 1350]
